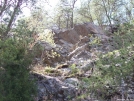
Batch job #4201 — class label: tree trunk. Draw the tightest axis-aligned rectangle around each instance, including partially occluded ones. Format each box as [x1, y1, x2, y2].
[71, 11, 73, 28]
[66, 14, 69, 29]
[58, 16, 61, 30]
[0, 0, 8, 16]
[70, 0, 77, 28]
[101, 0, 112, 30]
[5, 0, 23, 35]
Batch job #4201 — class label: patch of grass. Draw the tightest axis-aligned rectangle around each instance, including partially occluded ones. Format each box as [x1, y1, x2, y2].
[32, 65, 62, 76]
[67, 64, 82, 77]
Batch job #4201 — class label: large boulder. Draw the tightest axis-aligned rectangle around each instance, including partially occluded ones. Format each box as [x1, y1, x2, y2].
[33, 41, 66, 66]
[36, 23, 108, 63]
[74, 24, 89, 36]
[68, 43, 90, 60]
[55, 29, 79, 44]
[54, 22, 106, 47]
[85, 22, 105, 35]
[32, 73, 77, 101]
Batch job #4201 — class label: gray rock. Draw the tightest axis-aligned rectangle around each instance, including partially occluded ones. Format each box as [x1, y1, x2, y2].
[32, 73, 77, 101]
[64, 78, 79, 87]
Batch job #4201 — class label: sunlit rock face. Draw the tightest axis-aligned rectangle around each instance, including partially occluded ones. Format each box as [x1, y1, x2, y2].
[54, 22, 106, 45]
[53, 23, 107, 53]
[74, 24, 89, 36]
[34, 23, 110, 66]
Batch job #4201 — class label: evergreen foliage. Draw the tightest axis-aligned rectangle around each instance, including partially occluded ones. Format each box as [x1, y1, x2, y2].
[0, 39, 36, 101]
[81, 23, 134, 100]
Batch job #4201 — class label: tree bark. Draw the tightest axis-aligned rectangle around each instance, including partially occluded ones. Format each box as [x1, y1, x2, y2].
[58, 16, 61, 30]
[66, 14, 69, 29]
[87, 0, 94, 23]
[101, 0, 112, 29]
[0, 0, 8, 16]
[70, 0, 77, 28]
[5, 0, 23, 35]
[70, 11, 73, 28]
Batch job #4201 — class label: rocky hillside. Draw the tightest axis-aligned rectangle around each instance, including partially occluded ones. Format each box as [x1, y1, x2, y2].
[31, 23, 134, 101]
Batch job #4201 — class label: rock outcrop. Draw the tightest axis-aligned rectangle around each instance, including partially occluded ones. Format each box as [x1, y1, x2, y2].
[33, 22, 110, 67]
[54, 22, 107, 46]
[32, 73, 77, 101]
[33, 22, 114, 101]
[53, 22, 109, 56]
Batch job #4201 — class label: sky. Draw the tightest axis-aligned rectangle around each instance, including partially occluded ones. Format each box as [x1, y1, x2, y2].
[22, 0, 60, 17]
[22, 0, 81, 17]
